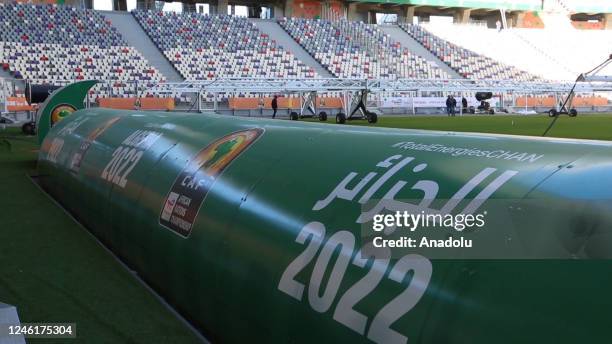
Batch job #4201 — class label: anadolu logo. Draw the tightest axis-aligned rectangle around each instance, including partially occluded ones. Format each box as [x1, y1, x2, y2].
[50, 104, 77, 126]
[159, 128, 264, 238]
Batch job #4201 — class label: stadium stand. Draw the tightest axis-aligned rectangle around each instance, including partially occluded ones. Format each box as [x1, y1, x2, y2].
[511, 27, 612, 79]
[0, 3, 164, 98]
[400, 23, 541, 81]
[132, 10, 317, 80]
[278, 18, 449, 79]
[417, 23, 612, 81]
[417, 23, 563, 80]
[0, 3, 608, 106]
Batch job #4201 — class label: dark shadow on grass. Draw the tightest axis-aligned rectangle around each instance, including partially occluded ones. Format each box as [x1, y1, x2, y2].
[0, 139, 11, 152]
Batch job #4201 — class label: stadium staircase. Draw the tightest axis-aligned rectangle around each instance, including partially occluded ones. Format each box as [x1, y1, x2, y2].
[279, 18, 448, 79]
[378, 25, 462, 79]
[250, 19, 333, 78]
[103, 11, 183, 82]
[133, 11, 316, 81]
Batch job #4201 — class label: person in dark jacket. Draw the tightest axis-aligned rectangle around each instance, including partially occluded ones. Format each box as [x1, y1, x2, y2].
[462, 97, 468, 113]
[271, 95, 278, 119]
[450, 96, 457, 116]
[446, 96, 453, 116]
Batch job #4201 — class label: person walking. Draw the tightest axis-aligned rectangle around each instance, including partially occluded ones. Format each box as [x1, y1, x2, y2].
[271, 95, 278, 119]
[451, 96, 457, 116]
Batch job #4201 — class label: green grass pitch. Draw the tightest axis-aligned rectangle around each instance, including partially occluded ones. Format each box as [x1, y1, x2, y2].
[0, 128, 202, 344]
[310, 114, 612, 141]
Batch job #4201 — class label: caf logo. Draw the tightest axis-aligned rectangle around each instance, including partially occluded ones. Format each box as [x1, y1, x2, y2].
[159, 128, 265, 237]
[186, 128, 264, 176]
[50, 104, 77, 126]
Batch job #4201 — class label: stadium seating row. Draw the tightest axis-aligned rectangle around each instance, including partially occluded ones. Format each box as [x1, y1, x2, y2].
[400, 23, 540, 81]
[133, 10, 317, 80]
[0, 3, 164, 98]
[418, 23, 612, 81]
[279, 18, 449, 79]
[4, 3, 610, 106]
